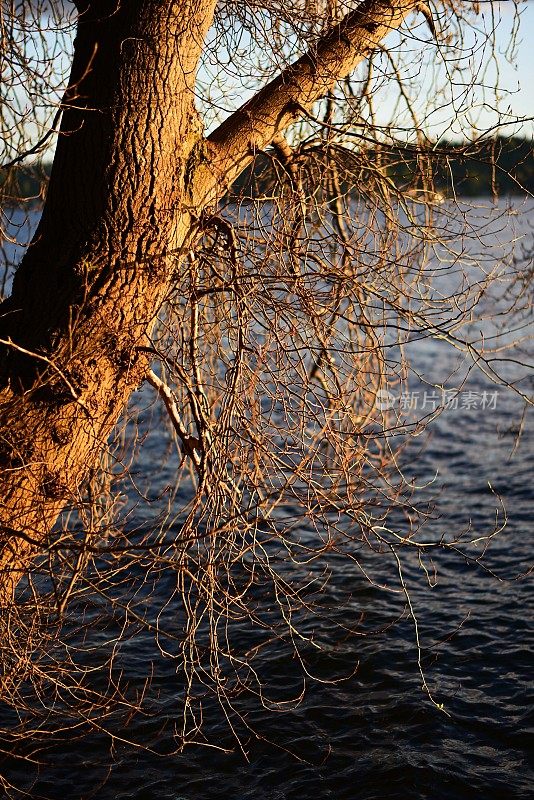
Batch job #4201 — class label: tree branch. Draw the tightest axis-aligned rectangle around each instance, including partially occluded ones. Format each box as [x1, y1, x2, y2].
[205, 0, 418, 192]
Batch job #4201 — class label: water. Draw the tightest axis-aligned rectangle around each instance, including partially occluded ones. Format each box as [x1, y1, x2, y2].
[0, 201, 532, 799]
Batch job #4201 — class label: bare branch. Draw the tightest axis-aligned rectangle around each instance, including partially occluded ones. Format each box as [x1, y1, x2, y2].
[206, 0, 418, 190]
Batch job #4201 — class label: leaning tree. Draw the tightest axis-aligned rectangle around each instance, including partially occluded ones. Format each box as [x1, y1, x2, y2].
[0, 0, 433, 597]
[0, 0, 531, 779]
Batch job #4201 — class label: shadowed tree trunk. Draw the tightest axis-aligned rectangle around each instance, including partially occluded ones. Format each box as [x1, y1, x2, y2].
[0, 0, 416, 599]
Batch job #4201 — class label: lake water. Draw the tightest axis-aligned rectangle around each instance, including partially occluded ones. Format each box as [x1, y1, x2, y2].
[0, 200, 532, 799]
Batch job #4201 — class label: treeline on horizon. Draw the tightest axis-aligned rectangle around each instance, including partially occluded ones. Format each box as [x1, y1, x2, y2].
[390, 136, 534, 198]
[234, 135, 534, 200]
[2, 135, 533, 204]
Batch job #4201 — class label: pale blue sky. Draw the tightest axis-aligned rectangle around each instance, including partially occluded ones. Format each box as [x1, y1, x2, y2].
[487, 0, 534, 136]
[8, 0, 534, 163]
[196, 0, 534, 141]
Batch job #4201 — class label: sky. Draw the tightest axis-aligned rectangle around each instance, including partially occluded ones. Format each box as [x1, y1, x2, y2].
[7, 0, 534, 163]
[486, 0, 534, 136]
[197, 0, 534, 141]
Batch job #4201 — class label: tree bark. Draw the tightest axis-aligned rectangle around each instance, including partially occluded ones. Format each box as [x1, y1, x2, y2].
[0, 0, 218, 596]
[0, 0, 416, 600]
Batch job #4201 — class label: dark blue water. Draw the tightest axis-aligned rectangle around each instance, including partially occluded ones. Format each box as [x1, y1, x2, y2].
[0, 202, 532, 799]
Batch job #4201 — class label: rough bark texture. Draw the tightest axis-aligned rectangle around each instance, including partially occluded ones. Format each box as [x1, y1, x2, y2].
[0, 0, 218, 596]
[0, 0, 415, 599]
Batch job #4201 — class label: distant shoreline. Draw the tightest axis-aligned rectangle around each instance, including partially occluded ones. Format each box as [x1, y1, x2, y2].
[2, 135, 533, 205]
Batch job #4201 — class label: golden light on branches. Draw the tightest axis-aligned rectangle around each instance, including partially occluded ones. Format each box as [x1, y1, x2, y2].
[0, 0, 532, 788]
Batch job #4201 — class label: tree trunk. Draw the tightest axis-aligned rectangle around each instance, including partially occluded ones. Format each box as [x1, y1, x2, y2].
[0, 0, 218, 597]
[0, 0, 416, 599]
